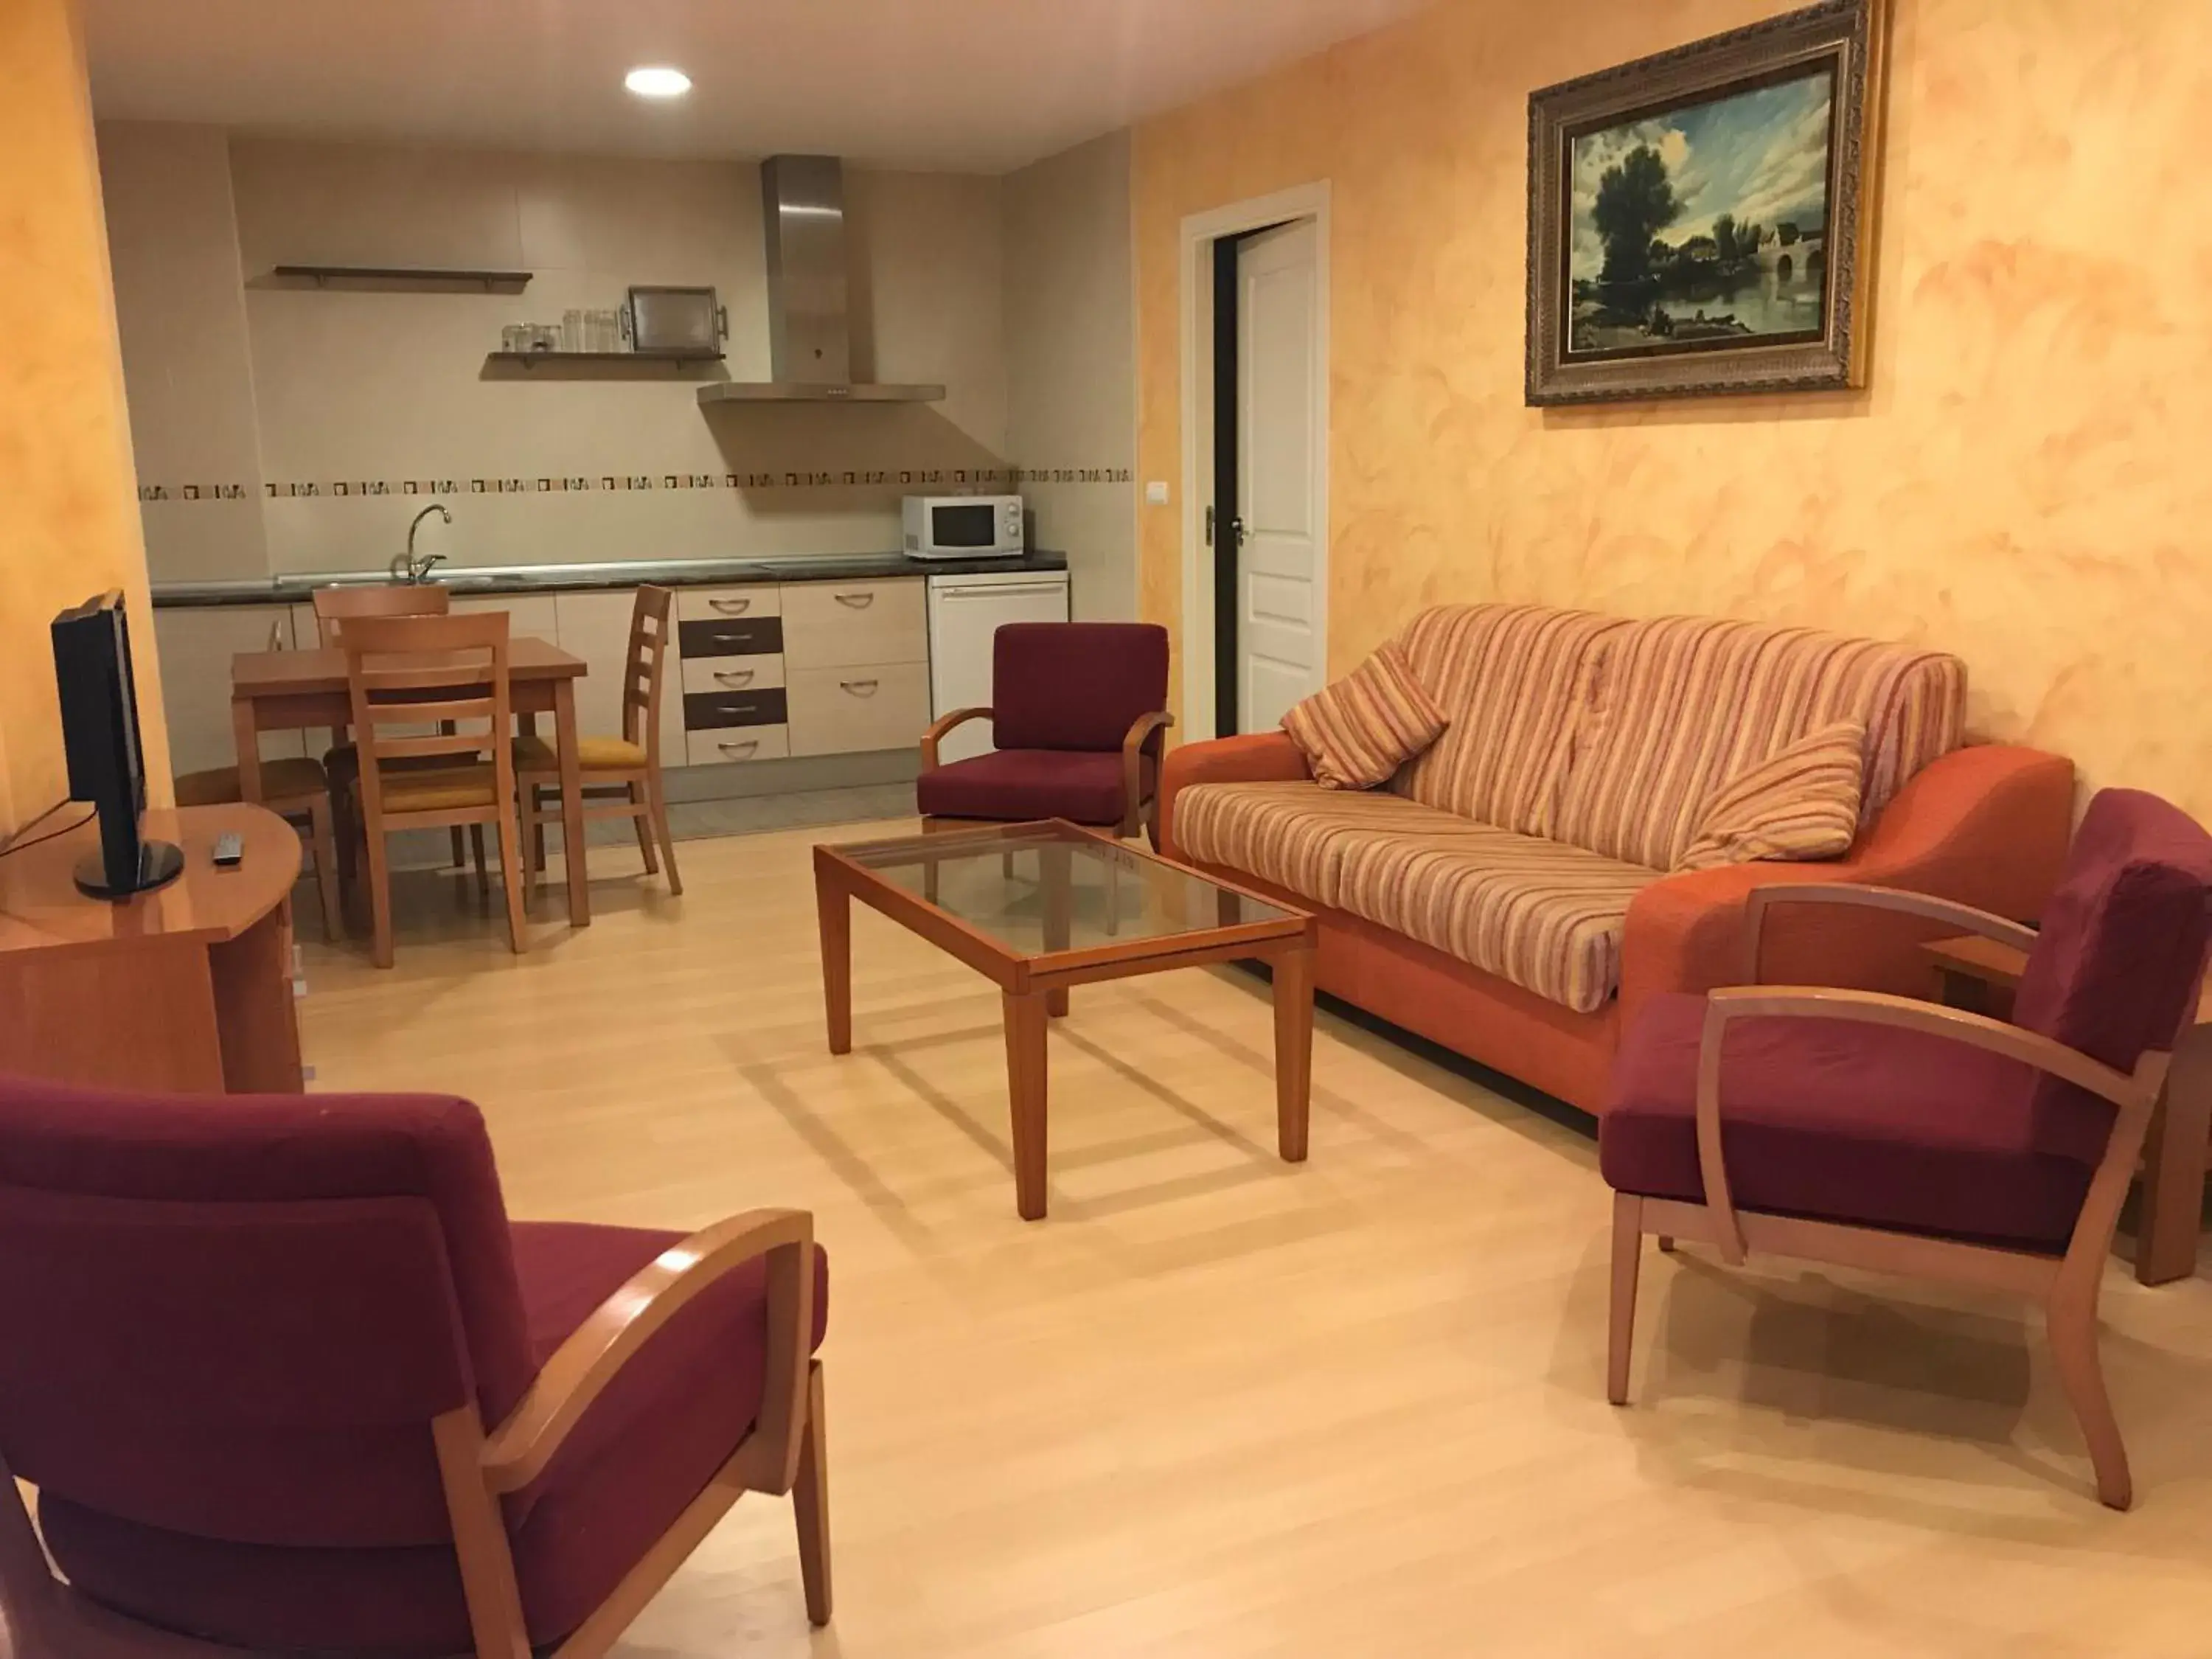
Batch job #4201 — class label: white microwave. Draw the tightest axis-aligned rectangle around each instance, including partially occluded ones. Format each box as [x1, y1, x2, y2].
[902, 494, 1024, 559]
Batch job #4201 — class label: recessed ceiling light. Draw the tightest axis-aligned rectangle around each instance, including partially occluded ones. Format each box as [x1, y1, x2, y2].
[625, 66, 692, 99]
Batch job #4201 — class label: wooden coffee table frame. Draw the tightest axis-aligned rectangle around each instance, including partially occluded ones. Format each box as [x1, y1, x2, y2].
[813, 818, 1318, 1220]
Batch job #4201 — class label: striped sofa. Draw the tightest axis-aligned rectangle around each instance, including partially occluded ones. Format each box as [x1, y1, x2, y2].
[1161, 605, 2077, 1114]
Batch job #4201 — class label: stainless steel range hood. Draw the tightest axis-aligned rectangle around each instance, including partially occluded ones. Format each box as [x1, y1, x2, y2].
[697, 155, 945, 406]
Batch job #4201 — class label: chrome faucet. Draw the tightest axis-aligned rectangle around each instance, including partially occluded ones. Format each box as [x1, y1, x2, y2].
[394, 504, 451, 583]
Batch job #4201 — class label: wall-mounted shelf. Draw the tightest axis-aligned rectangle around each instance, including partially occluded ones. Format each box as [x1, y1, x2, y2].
[268, 265, 532, 293]
[484, 350, 726, 374]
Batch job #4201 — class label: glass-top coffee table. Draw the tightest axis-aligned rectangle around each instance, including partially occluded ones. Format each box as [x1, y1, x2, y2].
[813, 819, 1318, 1220]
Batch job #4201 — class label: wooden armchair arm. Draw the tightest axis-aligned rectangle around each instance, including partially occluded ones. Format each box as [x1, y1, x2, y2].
[1120, 710, 1175, 838]
[482, 1208, 817, 1496]
[921, 707, 992, 771]
[1694, 987, 2160, 1265]
[1741, 883, 2039, 984]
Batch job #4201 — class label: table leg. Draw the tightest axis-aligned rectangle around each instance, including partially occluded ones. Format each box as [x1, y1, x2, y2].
[231, 698, 264, 802]
[552, 679, 591, 926]
[2138, 1024, 2211, 1284]
[1004, 990, 1050, 1220]
[1042, 841, 1071, 1019]
[818, 876, 852, 1057]
[1272, 942, 1315, 1163]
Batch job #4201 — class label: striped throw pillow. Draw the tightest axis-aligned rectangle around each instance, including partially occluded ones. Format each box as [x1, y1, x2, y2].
[1676, 720, 1867, 871]
[1282, 645, 1450, 790]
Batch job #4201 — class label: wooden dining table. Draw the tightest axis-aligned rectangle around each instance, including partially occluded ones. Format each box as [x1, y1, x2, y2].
[229, 636, 596, 926]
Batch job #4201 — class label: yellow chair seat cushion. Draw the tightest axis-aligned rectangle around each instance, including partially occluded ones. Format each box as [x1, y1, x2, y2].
[375, 763, 498, 813]
[514, 734, 648, 772]
[173, 757, 328, 808]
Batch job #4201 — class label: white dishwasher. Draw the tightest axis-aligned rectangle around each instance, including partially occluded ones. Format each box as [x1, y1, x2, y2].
[927, 568, 1072, 764]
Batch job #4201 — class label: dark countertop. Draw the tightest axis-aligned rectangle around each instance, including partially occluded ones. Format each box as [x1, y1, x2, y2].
[150, 548, 1069, 608]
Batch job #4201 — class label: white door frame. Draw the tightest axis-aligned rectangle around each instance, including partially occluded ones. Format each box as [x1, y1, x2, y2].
[1177, 181, 1331, 740]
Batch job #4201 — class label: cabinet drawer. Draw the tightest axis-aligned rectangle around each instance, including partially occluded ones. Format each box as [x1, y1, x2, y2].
[684, 688, 789, 731]
[779, 577, 926, 669]
[786, 662, 931, 757]
[678, 616, 782, 659]
[686, 727, 790, 767]
[681, 654, 786, 695]
[678, 585, 780, 621]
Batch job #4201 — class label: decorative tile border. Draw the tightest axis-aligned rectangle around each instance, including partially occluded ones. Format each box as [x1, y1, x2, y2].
[136, 462, 1133, 504]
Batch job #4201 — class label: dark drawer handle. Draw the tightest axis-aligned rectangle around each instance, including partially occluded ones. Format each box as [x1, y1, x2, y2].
[713, 669, 755, 686]
[839, 678, 880, 696]
[833, 591, 875, 609]
[707, 597, 753, 615]
[717, 739, 760, 756]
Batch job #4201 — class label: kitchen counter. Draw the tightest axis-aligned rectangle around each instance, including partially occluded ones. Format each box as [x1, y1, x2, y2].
[150, 548, 1069, 608]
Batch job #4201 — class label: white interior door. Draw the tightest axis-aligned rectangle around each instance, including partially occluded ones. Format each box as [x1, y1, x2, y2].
[1235, 219, 1323, 734]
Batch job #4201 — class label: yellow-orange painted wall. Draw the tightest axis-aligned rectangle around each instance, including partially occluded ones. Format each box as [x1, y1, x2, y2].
[0, 0, 170, 838]
[1135, 0, 2212, 816]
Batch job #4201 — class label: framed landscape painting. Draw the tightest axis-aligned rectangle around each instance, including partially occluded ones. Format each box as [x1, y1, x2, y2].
[1525, 0, 1889, 405]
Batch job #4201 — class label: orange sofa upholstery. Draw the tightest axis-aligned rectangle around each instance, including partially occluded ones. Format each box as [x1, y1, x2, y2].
[1160, 606, 2075, 1114]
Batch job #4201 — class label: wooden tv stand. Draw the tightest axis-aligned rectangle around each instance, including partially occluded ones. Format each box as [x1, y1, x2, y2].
[0, 804, 304, 1093]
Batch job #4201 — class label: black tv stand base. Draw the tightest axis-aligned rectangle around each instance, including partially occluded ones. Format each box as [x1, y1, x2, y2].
[74, 839, 184, 899]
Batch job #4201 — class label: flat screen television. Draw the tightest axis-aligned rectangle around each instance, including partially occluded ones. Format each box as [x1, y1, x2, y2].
[51, 590, 181, 898]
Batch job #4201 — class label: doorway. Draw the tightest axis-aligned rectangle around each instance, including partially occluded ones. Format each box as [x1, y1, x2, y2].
[1180, 184, 1331, 740]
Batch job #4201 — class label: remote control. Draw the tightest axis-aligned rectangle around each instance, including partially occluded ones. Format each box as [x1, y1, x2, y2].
[212, 832, 245, 869]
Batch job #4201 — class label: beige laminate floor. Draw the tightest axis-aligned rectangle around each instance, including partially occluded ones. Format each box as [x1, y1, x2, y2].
[295, 822, 2212, 1659]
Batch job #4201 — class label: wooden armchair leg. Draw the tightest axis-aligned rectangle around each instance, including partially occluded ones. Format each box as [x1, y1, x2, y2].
[1607, 1193, 1643, 1407]
[2046, 1282, 2132, 1509]
[795, 1360, 832, 1627]
[470, 824, 490, 895]
[649, 777, 682, 897]
[450, 826, 469, 871]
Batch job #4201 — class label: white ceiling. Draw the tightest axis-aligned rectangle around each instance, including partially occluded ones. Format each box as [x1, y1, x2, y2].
[83, 0, 1426, 175]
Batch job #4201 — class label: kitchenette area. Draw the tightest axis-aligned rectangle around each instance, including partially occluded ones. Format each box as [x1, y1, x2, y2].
[102, 122, 1139, 808]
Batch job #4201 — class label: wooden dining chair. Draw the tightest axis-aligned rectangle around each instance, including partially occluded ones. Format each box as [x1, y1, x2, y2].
[516, 585, 681, 897]
[173, 619, 345, 939]
[312, 582, 484, 885]
[341, 611, 527, 969]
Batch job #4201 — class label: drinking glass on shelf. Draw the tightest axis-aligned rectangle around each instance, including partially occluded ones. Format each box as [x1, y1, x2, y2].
[561, 309, 584, 352]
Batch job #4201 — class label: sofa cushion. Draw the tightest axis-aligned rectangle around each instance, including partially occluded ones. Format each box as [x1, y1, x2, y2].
[1332, 809, 1660, 1014]
[40, 1221, 831, 1657]
[1281, 643, 1448, 790]
[1548, 616, 1964, 870]
[1601, 992, 2094, 1248]
[1175, 779, 1419, 908]
[1391, 605, 1627, 835]
[1677, 720, 1866, 871]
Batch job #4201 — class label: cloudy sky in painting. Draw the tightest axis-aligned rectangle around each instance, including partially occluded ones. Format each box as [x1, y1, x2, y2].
[1568, 69, 1834, 282]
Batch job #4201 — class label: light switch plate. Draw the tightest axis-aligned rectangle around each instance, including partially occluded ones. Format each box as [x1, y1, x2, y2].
[1145, 480, 1170, 506]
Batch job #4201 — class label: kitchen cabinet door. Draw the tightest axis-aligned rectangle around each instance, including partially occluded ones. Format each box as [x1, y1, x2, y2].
[153, 605, 307, 777]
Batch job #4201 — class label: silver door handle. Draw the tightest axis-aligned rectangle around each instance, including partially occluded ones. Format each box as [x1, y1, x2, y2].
[1231, 516, 1248, 549]
[833, 591, 875, 608]
[713, 669, 755, 686]
[839, 678, 880, 696]
[707, 597, 753, 614]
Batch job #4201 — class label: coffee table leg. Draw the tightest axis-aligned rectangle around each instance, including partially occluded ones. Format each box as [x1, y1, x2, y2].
[1273, 942, 1314, 1163]
[2139, 1024, 2211, 1284]
[818, 875, 852, 1056]
[1004, 990, 1050, 1220]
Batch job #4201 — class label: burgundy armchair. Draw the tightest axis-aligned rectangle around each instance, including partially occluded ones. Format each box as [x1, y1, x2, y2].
[918, 622, 1172, 840]
[0, 1078, 830, 1658]
[1601, 788, 2212, 1509]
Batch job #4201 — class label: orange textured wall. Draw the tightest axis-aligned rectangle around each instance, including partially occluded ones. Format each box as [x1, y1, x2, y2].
[1134, 0, 2212, 817]
[0, 0, 170, 837]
